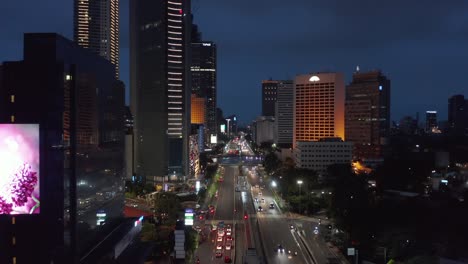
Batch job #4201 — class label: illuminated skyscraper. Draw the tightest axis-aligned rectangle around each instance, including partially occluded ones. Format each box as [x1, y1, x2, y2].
[191, 42, 217, 134]
[275, 80, 293, 147]
[130, 0, 192, 182]
[74, 0, 120, 77]
[293, 73, 345, 145]
[345, 70, 391, 159]
[425, 111, 438, 133]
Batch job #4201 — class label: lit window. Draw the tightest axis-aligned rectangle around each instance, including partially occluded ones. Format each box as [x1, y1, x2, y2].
[12, 237, 16, 245]
[66, 74, 72, 81]
[10, 95, 15, 103]
[12, 217, 15, 225]
[10, 115, 15, 123]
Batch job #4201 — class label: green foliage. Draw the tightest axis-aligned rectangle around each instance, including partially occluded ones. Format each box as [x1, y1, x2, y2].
[263, 151, 281, 175]
[152, 192, 182, 224]
[141, 222, 156, 242]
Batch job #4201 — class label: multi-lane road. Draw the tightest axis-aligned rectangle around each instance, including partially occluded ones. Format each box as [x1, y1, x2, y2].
[193, 138, 345, 264]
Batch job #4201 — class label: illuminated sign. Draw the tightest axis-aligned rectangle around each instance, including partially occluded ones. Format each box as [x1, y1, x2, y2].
[97, 211, 107, 225]
[379, 85, 383, 91]
[202, 43, 212, 47]
[233, 116, 237, 121]
[0, 124, 40, 215]
[195, 181, 200, 192]
[426, 111, 437, 114]
[210, 134, 217, 144]
[309, 76, 320, 82]
[220, 124, 226, 133]
[185, 209, 194, 226]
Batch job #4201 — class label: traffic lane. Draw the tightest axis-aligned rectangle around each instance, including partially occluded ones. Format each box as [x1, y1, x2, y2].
[298, 220, 344, 264]
[259, 216, 309, 264]
[214, 166, 235, 221]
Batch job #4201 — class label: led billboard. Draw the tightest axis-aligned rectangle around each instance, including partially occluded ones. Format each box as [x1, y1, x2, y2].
[0, 124, 40, 215]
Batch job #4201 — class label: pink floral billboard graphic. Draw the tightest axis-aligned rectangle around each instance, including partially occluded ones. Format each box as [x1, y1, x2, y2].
[0, 124, 40, 215]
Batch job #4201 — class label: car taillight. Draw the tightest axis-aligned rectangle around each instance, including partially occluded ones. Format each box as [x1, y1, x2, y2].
[244, 214, 248, 219]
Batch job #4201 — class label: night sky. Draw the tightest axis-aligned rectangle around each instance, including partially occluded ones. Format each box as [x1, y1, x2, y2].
[1, 0, 468, 125]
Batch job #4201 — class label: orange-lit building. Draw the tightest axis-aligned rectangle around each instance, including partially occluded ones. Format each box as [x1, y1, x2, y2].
[293, 72, 345, 146]
[191, 95, 206, 125]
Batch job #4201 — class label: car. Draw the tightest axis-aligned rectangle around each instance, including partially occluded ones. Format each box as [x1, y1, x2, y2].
[290, 224, 295, 230]
[277, 244, 285, 253]
[218, 229, 225, 237]
[258, 206, 263, 212]
[261, 198, 265, 203]
[212, 225, 217, 231]
[217, 236, 223, 242]
[224, 255, 232, 263]
[269, 202, 275, 209]
[216, 244, 223, 250]
[226, 235, 233, 241]
[254, 197, 258, 203]
[226, 229, 232, 236]
[258, 192, 262, 196]
[193, 225, 202, 232]
[215, 250, 223, 258]
[225, 242, 232, 250]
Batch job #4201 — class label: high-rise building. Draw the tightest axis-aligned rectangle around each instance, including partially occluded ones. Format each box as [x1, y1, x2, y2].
[293, 73, 345, 146]
[425, 111, 438, 133]
[130, 0, 192, 182]
[0, 33, 126, 263]
[345, 70, 391, 159]
[275, 80, 293, 147]
[254, 116, 275, 145]
[448, 95, 468, 136]
[191, 41, 217, 133]
[262, 80, 278, 116]
[74, 0, 119, 77]
[191, 94, 206, 125]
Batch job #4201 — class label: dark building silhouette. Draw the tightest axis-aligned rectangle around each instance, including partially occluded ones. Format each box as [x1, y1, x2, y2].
[191, 41, 217, 134]
[262, 80, 278, 116]
[130, 0, 192, 182]
[345, 70, 391, 160]
[425, 111, 438, 133]
[74, 0, 119, 77]
[0, 33, 125, 263]
[448, 95, 468, 136]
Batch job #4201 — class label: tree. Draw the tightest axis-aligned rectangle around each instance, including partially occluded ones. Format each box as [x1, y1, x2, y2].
[153, 192, 182, 224]
[263, 151, 281, 175]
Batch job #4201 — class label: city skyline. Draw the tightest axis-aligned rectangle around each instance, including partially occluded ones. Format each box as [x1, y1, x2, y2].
[1, 1, 468, 124]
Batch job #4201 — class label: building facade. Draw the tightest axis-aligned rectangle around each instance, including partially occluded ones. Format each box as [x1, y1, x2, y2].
[293, 73, 345, 145]
[425, 111, 438, 133]
[130, 0, 192, 182]
[74, 0, 119, 76]
[294, 139, 353, 175]
[262, 80, 278, 116]
[191, 42, 217, 133]
[254, 116, 275, 145]
[448, 95, 468, 136]
[191, 95, 206, 125]
[275, 80, 293, 147]
[0, 33, 125, 263]
[345, 70, 390, 159]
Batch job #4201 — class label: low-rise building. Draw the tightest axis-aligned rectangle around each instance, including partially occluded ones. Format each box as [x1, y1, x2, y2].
[294, 138, 353, 175]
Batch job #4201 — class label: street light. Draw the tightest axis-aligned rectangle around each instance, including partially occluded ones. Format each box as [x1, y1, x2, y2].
[297, 180, 303, 214]
[225, 118, 231, 138]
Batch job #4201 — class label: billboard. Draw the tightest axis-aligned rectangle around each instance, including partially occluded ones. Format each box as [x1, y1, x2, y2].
[210, 134, 217, 144]
[0, 124, 40, 215]
[220, 124, 226, 133]
[185, 208, 194, 226]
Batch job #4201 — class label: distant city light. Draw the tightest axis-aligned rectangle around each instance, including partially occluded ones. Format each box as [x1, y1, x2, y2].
[379, 85, 383, 91]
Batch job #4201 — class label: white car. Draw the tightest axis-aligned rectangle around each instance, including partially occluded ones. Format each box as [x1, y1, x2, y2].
[258, 192, 262, 196]
[261, 198, 265, 203]
[225, 242, 232, 250]
[217, 236, 223, 242]
[216, 244, 223, 250]
[218, 229, 225, 237]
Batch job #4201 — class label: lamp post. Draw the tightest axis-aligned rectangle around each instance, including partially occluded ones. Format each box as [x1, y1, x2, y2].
[297, 180, 303, 214]
[225, 118, 231, 138]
